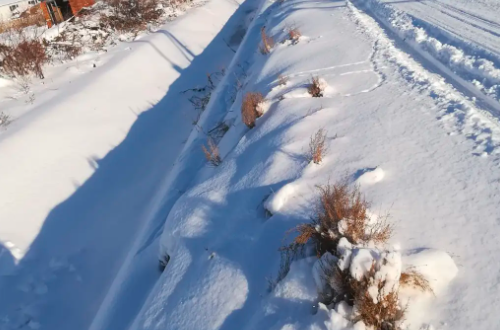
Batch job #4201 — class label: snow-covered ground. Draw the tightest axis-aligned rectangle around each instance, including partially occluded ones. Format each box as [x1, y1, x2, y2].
[1, 0, 500, 329]
[0, 0, 255, 328]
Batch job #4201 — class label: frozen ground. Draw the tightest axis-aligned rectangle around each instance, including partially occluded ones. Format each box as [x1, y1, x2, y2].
[1, 0, 500, 329]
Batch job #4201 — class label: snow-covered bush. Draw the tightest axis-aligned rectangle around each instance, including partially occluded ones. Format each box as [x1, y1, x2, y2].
[277, 181, 418, 329]
[273, 177, 453, 330]
[285, 181, 392, 257]
[241, 91, 264, 128]
[0, 111, 10, 127]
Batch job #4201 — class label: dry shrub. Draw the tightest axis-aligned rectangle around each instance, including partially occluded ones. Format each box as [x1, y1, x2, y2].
[165, 0, 192, 9]
[259, 26, 274, 54]
[278, 74, 288, 86]
[288, 28, 301, 43]
[309, 128, 327, 164]
[0, 39, 48, 78]
[241, 91, 264, 128]
[101, 0, 163, 33]
[202, 138, 221, 166]
[400, 270, 433, 294]
[182, 69, 225, 113]
[366, 216, 393, 246]
[286, 182, 364, 256]
[286, 181, 393, 256]
[48, 33, 83, 60]
[0, 112, 11, 128]
[308, 76, 323, 97]
[349, 263, 403, 329]
[208, 121, 229, 140]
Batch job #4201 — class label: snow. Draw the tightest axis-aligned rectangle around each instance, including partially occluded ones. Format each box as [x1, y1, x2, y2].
[355, 166, 385, 186]
[0, 0, 252, 328]
[1, 0, 500, 329]
[401, 249, 459, 296]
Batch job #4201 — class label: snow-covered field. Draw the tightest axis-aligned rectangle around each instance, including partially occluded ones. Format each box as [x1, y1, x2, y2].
[1, 0, 500, 329]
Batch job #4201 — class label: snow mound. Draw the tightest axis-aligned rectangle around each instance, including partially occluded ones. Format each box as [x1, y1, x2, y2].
[402, 248, 458, 295]
[356, 167, 385, 185]
[264, 184, 295, 215]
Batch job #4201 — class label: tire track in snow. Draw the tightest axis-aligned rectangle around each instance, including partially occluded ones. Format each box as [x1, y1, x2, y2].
[368, 0, 500, 102]
[420, 0, 500, 39]
[347, 0, 500, 162]
[430, 0, 500, 31]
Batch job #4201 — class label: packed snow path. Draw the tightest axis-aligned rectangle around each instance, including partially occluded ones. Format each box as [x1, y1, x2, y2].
[382, 0, 500, 56]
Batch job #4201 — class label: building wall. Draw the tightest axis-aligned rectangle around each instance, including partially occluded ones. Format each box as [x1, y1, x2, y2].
[0, 0, 37, 21]
[68, 0, 93, 15]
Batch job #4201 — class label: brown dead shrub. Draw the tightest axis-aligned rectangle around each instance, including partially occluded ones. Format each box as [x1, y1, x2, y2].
[241, 91, 264, 128]
[285, 182, 365, 256]
[202, 138, 221, 166]
[48, 33, 83, 60]
[349, 263, 404, 329]
[0, 112, 11, 128]
[101, 0, 163, 33]
[259, 26, 274, 54]
[0, 39, 48, 78]
[288, 28, 301, 43]
[366, 216, 394, 246]
[309, 128, 327, 164]
[317, 182, 368, 246]
[278, 74, 288, 86]
[308, 76, 323, 97]
[285, 181, 393, 257]
[400, 270, 433, 294]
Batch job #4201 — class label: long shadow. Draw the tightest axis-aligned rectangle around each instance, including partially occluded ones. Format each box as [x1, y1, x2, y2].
[0, 1, 259, 329]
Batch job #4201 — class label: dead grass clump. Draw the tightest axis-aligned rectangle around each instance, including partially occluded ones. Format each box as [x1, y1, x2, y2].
[285, 182, 365, 256]
[241, 91, 264, 128]
[0, 39, 48, 78]
[285, 181, 393, 257]
[278, 74, 288, 86]
[202, 138, 222, 166]
[259, 26, 274, 54]
[309, 128, 327, 164]
[400, 270, 433, 294]
[366, 216, 394, 246]
[288, 28, 301, 43]
[318, 182, 368, 245]
[0, 112, 11, 128]
[308, 76, 323, 97]
[349, 263, 404, 329]
[182, 70, 225, 112]
[101, 0, 163, 33]
[48, 33, 83, 60]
